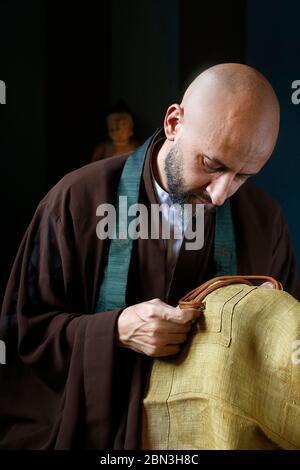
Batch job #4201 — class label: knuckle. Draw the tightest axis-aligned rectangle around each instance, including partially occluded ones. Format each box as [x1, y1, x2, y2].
[176, 315, 186, 325]
[146, 306, 156, 319]
[149, 321, 161, 335]
[147, 336, 157, 346]
[161, 311, 169, 321]
[148, 345, 159, 357]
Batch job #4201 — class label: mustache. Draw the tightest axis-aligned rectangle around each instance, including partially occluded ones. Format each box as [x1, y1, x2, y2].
[191, 191, 213, 204]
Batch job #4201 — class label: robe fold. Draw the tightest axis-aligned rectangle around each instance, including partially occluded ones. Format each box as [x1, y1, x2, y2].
[0, 129, 300, 449]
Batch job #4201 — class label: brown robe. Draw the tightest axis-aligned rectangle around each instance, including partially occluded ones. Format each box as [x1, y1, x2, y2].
[0, 129, 299, 449]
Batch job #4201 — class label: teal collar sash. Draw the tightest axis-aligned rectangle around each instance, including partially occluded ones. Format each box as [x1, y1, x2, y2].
[95, 132, 237, 312]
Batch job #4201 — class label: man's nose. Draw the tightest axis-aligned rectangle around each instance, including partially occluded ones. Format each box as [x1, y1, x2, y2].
[206, 173, 234, 206]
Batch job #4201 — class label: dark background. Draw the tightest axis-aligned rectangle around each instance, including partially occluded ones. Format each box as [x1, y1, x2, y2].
[0, 0, 299, 301]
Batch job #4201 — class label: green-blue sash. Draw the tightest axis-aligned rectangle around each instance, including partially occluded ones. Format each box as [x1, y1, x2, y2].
[95, 134, 237, 311]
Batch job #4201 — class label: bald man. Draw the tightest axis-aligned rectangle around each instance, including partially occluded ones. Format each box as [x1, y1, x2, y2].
[1, 64, 299, 450]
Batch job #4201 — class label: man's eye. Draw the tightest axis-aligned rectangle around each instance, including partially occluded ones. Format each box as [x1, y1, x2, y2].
[235, 174, 248, 182]
[202, 158, 222, 173]
[207, 167, 221, 173]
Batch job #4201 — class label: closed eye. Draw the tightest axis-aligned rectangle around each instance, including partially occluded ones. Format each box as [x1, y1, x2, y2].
[235, 174, 250, 182]
[202, 156, 225, 173]
[202, 155, 254, 180]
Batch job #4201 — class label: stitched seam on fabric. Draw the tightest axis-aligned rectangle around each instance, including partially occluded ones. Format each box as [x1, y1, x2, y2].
[229, 286, 258, 342]
[192, 288, 258, 347]
[166, 366, 175, 450]
[212, 287, 255, 346]
[219, 287, 249, 326]
[205, 288, 245, 345]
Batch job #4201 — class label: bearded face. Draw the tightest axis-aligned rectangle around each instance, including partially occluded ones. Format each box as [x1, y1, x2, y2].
[164, 139, 215, 212]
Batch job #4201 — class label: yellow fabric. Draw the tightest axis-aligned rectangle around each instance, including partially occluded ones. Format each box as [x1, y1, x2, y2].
[142, 284, 300, 449]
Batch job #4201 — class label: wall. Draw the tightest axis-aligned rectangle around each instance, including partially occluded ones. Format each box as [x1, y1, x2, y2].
[110, 0, 179, 139]
[247, 0, 300, 267]
[0, 0, 45, 300]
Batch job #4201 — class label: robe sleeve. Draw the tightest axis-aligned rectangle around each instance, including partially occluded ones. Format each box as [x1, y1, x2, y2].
[270, 208, 300, 300]
[0, 198, 145, 449]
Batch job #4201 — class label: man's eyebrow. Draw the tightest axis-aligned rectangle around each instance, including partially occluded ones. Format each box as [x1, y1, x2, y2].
[201, 154, 256, 177]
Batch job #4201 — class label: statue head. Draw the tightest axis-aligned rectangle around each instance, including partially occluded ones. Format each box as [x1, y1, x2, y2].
[107, 111, 134, 145]
[106, 99, 135, 145]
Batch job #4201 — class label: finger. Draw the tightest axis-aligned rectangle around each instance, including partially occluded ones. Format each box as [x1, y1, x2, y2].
[142, 320, 192, 335]
[258, 281, 275, 289]
[151, 344, 180, 357]
[165, 333, 188, 344]
[160, 308, 200, 324]
[157, 304, 202, 324]
[143, 299, 201, 324]
[132, 325, 189, 347]
[139, 299, 178, 322]
[172, 307, 203, 324]
[137, 332, 188, 346]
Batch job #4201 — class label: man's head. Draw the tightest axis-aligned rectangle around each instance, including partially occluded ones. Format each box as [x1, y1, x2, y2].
[156, 63, 280, 208]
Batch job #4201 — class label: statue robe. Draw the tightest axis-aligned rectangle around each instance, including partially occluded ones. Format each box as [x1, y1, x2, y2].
[0, 129, 299, 449]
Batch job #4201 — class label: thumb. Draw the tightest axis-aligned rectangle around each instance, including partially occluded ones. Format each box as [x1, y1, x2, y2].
[176, 305, 203, 321]
[258, 281, 275, 289]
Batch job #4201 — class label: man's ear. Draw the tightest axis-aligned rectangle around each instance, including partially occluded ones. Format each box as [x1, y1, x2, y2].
[164, 104, 184, 141]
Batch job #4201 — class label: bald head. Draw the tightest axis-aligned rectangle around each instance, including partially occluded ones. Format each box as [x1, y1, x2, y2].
[156, 63, 281, 207]
[182, 63, 279, 135]
[178, 63, 280, 167]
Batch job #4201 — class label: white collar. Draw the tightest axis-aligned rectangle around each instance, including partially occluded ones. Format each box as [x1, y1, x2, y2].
[153, 177, 172, 207]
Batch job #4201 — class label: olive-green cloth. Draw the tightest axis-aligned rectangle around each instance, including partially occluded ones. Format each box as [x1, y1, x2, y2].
[142, 284, 300, 449]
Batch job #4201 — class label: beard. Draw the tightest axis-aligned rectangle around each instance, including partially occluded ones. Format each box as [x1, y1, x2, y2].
[164, 141, 215, 213]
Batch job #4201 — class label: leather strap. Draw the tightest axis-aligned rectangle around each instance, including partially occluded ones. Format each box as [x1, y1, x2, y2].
[178, 275, 283, 310]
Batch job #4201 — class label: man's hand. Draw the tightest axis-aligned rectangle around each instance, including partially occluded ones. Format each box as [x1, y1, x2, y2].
[117, 298, 202, 357]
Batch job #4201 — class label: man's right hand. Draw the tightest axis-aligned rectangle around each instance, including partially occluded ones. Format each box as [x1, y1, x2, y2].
[116, 298, 202, 357]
